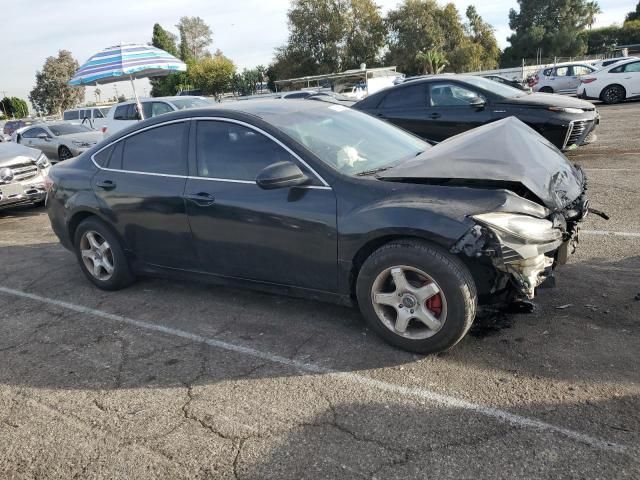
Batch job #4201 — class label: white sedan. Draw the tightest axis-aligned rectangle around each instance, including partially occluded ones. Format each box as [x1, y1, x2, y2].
[578, 58, 640, 104]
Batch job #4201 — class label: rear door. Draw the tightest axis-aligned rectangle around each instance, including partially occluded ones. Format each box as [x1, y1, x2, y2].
[569, 65, 596, 92]
[91, 120, 197, 269]
[423, 81, 493, 140]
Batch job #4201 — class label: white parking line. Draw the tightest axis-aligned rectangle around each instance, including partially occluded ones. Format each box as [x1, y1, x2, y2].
[581, 230, 640, 238]
[0, 286, 628, 454]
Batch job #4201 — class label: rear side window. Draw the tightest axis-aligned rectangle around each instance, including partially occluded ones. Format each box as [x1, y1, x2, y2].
[380, 84, 427, 109]
[543, 68, 552, 76]
[63, 110, 79, 120]
[121, 122, 187, 175]
[22, 127, 47, 139]
[573, 66, 593, 76]
[93, 108, 104, 119]
[93, 145, 113, 167]
[196, 121, 296, 181]
[555, 67, 569, 76]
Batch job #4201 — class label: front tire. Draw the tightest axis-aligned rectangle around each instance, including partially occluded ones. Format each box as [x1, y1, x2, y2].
[356, 239, 477, 354]
[600, 85, 625, 104]
[58, 145, 73, 161]
[73, 217, 135, 290]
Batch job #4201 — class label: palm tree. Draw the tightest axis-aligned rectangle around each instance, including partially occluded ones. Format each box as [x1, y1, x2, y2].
[416, 50, 448, 75]
[585, 1, 602, 29]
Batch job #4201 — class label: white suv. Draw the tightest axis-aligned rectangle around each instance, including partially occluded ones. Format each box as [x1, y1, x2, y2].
[530, 63, 597, 95]
[102, 96, 212, 138]
[63, 106, 112, 131]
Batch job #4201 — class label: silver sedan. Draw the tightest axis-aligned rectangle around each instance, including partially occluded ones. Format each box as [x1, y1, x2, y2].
[15, 123, 102, 162]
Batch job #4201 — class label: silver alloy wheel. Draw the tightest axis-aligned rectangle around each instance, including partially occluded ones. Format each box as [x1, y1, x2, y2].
[80, 231, 115, 281]
[371, 265, 447, 340]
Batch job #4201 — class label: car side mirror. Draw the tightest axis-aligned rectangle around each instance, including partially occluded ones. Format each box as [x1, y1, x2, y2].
[470, 97, 486, 109]
[256, 161, 310, 190]
[37, 133, 50, 140]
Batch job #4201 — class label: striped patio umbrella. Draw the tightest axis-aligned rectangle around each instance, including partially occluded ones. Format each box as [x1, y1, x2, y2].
[69, 43, 186, 119]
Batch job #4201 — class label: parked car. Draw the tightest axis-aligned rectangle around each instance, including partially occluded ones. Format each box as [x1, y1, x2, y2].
[590, 56, 638, 71]
[103, 96, 213, 137]
[353, 75, 599, 150]
[483, 74, 530, 91]
[0, 142, 50, 210]
[63, 106, 111, 130]
[529, 63, 597, 94]
[46, 100, 590, 354]
[15, 123, 102, 162]
[3, 119, 36, 136]
[577, 58, 640, 104]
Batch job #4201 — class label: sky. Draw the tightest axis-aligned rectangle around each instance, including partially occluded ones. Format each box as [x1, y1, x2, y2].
[0, 0, 635, 107]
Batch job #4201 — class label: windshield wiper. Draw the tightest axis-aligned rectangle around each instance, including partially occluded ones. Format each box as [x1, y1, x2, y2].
[355, 166, 392, 176]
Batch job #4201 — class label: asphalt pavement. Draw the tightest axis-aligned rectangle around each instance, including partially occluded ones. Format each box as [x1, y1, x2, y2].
[0, 102, 638, 479]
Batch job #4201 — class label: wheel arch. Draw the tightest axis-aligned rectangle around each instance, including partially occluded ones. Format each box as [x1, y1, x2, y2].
[67, 209, 123, 249]
[348, 233, 450, 299]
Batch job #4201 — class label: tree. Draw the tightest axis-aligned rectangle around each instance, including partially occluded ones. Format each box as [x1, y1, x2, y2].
[0, 97, 29, 118]
[384, 0, 500, 74]
[177, 16, 213, 62]
[29, 50, 84, 115]
[502, 0, 601, 66]
[150, 23, 181, 97]
[270, 0, 386, 80]
[188, 53, 235, 96]
[415, 50, 447, 74]
[626, 1, 640, 22]
[342, 0, 386, 68]
[580, 20, 640, 54]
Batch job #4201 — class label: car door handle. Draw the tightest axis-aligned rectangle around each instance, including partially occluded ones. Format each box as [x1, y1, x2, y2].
[185, 192, 216, 206]
[375, 113, 386, 118]
[429, 113, 441, 119]
[96, 180, 116, 190]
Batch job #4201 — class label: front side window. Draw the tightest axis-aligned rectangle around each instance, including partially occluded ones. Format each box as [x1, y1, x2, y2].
[113, 104, 130, 120]
[48, 124, 92, 136]
[380, 84, 427, 109]
[573, 66, 593, 76]
[63, 110, 79, 121]
[429, 83, 482, 107]
[196, 121, 299, 181]
[121, 122, 187, 175]
[93, 108, 104, 119]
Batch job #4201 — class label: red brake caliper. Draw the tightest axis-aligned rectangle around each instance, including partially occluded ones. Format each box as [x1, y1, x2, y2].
[424, 282, 442, 317]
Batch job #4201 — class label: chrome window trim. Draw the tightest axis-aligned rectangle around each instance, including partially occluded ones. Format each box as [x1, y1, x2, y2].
[90, 117, 332, 189]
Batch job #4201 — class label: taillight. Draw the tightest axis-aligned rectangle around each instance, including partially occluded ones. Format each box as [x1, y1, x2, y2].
[581, 78, 597, 84]
[44, 175, 55, 193]
[101, 126, 107, 134]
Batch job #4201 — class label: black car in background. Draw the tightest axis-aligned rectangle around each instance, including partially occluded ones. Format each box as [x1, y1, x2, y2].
[47, 101, 590, 354]
[353, 75, 599, 150]
[483, 74, 530, 91]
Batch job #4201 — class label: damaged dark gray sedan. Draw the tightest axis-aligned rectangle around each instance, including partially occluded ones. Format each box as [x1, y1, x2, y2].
[46, 101, 591, 354]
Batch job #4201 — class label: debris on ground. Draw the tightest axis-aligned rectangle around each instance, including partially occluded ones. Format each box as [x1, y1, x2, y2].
[555, 304, 573, 310]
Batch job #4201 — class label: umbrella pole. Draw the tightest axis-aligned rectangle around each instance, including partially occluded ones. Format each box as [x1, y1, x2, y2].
[130, 75, 144, 120]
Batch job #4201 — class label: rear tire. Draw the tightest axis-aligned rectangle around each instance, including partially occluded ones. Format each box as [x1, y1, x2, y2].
[600, 85, 625, 104]
[539, 86, 553, 93]
[73, 217, 135, 290]
[356, 239, 477, 354]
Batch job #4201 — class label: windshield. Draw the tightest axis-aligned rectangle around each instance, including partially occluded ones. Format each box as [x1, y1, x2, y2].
[48, 124, 93, 136]
[171, 97, 213, 110]
[464, 76, 528, 98]
[267, 105, 429, 175]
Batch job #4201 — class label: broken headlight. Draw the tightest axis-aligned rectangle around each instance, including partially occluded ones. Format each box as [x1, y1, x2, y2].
[472, 213, 562, 244]
[36, 153, 50, 169]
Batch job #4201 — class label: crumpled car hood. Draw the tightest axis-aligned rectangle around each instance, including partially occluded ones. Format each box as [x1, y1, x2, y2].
[378, 117, 584, 210]
[0, 142, 40, 166]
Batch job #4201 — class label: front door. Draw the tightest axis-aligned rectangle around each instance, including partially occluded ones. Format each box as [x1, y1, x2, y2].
[373, 83, 434, 140]
[423, 82, 493, 140]
[91, 121, 197, 269]
[184, 119, 338, 292]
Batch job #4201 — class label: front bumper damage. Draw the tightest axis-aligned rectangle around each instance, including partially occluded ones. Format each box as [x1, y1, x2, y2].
[452, 182, 590, 301]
